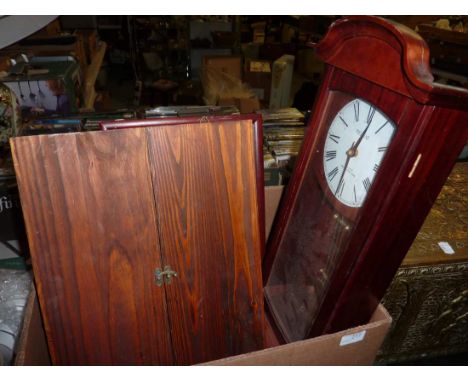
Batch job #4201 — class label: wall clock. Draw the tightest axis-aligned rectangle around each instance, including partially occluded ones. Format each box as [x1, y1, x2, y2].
[263, 16, 468, 343]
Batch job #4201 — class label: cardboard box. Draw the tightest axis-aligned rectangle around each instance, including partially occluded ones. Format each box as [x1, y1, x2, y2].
[14, 287, 51, 366]
[16, 276, 391, 366]
[264, 185, 285, 238]
[15, 186, 392, 366]
[203, 56, 242, 80]
[204, 304, 392, 365]
[190, 48, 232, 79]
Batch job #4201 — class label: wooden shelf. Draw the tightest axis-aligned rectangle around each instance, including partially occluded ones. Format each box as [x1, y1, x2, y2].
[82, 41, 107, 110]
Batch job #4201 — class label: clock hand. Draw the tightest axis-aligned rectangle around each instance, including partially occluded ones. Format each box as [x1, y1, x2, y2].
[336, 141, 355, 195]
[353, 113, 374, 150]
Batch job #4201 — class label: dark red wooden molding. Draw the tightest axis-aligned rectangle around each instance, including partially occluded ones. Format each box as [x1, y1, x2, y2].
[312, 16, 468, 108]
[100, 114, 262, 130]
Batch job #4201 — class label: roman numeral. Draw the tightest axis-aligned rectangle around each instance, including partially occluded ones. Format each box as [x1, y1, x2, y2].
[375, 121, 389, 134]
[378, 146, 387, 152]
[339, 116, 348, 127]
[328, 166, 339, 181]
[363, 177, 371, 192]
[373, 164, 379, 172]
[325, 150, 337, 161]
[329, 134, 340, 144]
[367, 106, 376, 124]
[354, 101, 360, 122]
[354, 185, 357, 203]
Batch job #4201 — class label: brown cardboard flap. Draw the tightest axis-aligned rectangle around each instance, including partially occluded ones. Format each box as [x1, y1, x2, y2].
[16, 286, 391, 366]
[201, 304, 392, 366]
[265, 186, 285, 239]
[14, 286, 51, 366]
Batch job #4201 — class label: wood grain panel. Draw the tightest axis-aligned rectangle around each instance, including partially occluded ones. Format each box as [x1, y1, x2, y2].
[10, 129, 173, 365]
[146, 120, 264, 365]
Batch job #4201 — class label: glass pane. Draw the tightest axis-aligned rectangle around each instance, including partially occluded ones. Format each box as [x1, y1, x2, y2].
[264, 90, 396, 342]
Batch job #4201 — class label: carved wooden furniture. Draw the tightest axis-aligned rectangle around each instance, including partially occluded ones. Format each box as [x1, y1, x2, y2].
[10, 115, 265, 365]
[376, 162, 468, 364]
[263, 16, 468, 342]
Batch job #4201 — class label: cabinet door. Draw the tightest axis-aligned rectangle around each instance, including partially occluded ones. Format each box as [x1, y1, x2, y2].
[146, 120, 265, 365]
[11, 129, 173, 365]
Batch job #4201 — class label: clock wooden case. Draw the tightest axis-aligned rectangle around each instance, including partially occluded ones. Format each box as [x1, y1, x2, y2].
[263, 16, 468, 342]
[10, 115, 265, 365]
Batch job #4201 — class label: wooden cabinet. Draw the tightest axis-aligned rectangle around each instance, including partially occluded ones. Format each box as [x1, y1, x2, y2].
[10, 116, 265, 365]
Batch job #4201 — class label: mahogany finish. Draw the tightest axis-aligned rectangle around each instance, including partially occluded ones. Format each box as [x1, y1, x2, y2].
[313, 16, 468, 108]
[11, 117, 265, 365]
[264, 16, 468, 341]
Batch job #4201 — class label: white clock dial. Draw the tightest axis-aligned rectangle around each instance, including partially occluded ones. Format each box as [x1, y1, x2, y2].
[323, 98, 396, 208]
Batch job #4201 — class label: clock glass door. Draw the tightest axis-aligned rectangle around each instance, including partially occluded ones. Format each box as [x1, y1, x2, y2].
[264, 90, 397, 342]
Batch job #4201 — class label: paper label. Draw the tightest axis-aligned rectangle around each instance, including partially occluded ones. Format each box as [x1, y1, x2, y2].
[340, 330, 366, 346]
[438, 241, 455, 255]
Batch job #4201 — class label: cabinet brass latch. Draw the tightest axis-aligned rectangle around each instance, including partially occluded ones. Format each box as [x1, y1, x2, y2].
[154, 266, 178, 287]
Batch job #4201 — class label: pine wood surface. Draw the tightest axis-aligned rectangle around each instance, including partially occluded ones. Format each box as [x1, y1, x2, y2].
[10, 118, 264, 365]
[146, 121, 264, 364]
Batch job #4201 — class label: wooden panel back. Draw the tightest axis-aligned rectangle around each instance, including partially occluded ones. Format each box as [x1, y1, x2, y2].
[11, 129, 173, 365]
[147, 120, 264, 364]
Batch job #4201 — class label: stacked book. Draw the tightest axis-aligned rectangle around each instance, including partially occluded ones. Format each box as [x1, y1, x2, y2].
[20, 110, 137, 135]
[260, 108, 306, 170]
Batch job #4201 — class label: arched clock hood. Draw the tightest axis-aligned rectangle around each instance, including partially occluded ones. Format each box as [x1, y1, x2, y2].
[313, 16, 468, 109]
